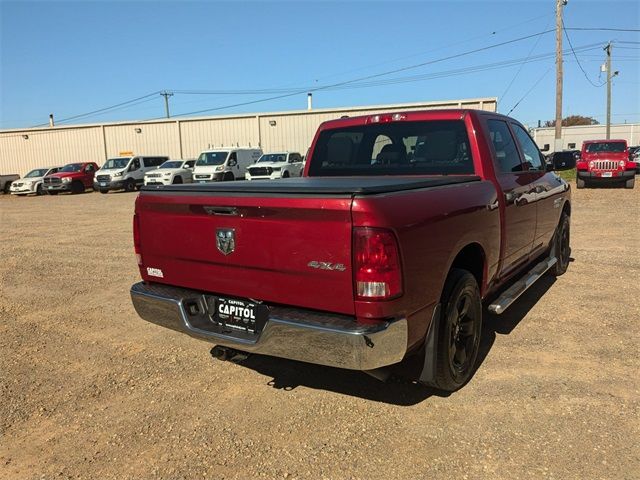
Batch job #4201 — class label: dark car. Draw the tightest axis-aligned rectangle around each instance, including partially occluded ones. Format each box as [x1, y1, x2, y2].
[546, 150, 578, 171]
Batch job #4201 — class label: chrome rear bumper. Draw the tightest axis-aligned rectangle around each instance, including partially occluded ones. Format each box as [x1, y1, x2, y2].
[130, 282, 408, 370]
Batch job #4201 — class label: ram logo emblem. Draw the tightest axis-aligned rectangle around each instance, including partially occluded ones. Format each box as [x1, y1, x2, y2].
[216, 228, 235, 255]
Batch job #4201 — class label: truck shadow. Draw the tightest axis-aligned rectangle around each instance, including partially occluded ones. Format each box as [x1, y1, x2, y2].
[223, 274, 559, 406]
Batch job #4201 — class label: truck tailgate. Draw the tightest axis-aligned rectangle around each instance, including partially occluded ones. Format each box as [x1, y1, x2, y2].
[136, 191, 355, 315]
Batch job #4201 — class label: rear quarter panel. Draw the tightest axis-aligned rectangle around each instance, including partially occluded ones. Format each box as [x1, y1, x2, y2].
[352, 180, 500, 349]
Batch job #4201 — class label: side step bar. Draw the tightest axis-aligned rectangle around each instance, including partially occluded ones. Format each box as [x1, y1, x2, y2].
[488, 256, 557, 314]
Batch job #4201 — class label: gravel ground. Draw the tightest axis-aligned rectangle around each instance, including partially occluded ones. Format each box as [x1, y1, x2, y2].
[0, 184, 638, 480]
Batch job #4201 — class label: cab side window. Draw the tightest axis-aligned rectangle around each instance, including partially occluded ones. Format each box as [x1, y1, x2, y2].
[511, 124, 544, 171]
[85, 164, 95, 172]
[131, 158, 141, 170]
[487, 120, 523, 173]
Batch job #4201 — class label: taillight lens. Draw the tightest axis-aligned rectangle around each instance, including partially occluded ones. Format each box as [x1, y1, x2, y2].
[133, 214, 142, 265]
[353, 227, 402, 300]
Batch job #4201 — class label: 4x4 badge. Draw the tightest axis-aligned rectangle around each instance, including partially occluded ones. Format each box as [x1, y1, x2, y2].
[216, 228, 235, 255]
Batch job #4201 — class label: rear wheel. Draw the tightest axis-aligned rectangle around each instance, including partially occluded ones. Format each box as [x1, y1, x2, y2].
[576, 177, 585, 189]
[71, 181, 85, 194]
[550, 212, 570, 276]
[431, 268, 482, 392]
[625, 177, 635, 189]
[124, 179, 136, 192]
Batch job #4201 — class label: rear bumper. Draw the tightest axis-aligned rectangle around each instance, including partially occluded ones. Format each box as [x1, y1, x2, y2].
[130, 282, 408, 370]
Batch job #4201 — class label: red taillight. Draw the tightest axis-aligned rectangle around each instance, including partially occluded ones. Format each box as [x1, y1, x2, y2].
[353, 227, 402, 301]
[133, 214, 142, 265]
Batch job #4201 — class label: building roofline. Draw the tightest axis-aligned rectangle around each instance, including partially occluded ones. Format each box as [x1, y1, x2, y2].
[0, 97, 497, 134]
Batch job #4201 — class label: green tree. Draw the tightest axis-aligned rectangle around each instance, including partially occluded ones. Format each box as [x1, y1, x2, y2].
[544, 115, 600, 127]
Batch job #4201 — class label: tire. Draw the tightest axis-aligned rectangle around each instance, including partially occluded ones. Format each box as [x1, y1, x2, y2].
[576, 177, 585, 189]
[431, 268, 482, 392]
[124, 179, 136, 192]
[3, 183, 10, 194]
[550, 212, 570, 276]
[48, 191, 58, 196]
[282, 171, 290, 179]
[100, 189, 109, 194]
[172, 176, 183, 184]
[625, 177, 635, 189]
[36, 184, 43, 195]
[71, 181, 85, 194]
[223, 172, 234, 182]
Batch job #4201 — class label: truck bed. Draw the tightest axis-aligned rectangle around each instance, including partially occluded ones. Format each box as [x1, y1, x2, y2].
[141, 175, 481, 196]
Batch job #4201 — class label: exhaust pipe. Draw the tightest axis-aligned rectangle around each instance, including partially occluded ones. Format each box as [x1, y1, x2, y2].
[210, 346, 248, 363]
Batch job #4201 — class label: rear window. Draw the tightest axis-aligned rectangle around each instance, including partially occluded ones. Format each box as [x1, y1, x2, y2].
[585, 142, 626, 153]
[308, 120, 474, 176]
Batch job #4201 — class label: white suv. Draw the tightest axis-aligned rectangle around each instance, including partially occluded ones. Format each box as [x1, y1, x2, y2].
[10, 167, 60, 196]
[246, 152, 304, 180]
[144, 159, 196, 186]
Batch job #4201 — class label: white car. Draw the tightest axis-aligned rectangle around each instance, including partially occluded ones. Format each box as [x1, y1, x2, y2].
[246, 152, 304, 180]
[9, 167, 60, 196]
[144, 159, 196, 186]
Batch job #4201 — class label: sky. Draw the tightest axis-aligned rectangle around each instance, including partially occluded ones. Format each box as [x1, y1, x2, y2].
[0, 0, 638, 130]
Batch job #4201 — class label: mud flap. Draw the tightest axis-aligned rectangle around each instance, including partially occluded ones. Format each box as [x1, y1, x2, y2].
[418, 303, 441, 387]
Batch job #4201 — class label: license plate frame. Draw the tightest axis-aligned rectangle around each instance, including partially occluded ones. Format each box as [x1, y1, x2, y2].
[100, 182, 107, 187]
[209, 296, 268, 335]
[601, 172, 613, 178]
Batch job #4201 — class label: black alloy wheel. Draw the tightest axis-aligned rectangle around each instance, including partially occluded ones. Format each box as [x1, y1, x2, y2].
[434, 269, 482, 391]
[551, 213, 570, 276]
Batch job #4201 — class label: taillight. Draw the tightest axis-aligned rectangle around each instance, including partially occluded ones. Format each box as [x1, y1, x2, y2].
[133, 214, 142, 265]
[353, 227, 402, 301]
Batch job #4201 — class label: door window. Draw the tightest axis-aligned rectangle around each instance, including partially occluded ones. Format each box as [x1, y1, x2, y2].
[487, 120, 523, 173]
[131, 158, 141, 171]
[511, 124, 544, 171]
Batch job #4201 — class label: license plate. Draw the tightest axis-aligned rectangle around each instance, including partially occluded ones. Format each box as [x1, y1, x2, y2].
[210, 297, 268, 335]
[602, 172, 613, 178]
[100, 182, 107, 187]
[198, 180, 208, 183]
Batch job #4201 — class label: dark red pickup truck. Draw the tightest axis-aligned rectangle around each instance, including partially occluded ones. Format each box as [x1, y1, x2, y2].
[130, 109, 572, 392]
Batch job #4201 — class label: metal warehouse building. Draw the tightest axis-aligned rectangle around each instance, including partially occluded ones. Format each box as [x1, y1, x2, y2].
[0, 97, 497, 175]
[532, 123, 640, 152]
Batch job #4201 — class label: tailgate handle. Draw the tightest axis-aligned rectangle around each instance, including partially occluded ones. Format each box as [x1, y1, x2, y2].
[203, 206, 239, 216]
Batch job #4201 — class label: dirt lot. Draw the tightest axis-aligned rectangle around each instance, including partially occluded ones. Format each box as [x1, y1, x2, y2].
[0, 184, 638, 480]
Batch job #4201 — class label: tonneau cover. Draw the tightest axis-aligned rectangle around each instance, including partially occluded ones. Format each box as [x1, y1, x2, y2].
[141, 176, 481, 196]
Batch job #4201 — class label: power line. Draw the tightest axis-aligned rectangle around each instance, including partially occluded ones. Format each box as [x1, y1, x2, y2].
[507, 67, 553, 116]
[562, 19, 606, 87]
[167, 28, 558, 119]
[565, 27, 640, 32]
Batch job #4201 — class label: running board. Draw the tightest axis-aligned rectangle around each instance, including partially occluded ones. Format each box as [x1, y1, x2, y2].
[488, 256, 557, 314]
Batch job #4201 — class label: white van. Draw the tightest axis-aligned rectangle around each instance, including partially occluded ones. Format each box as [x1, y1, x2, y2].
[193, 148, 262, 182]
[94, 154, 168, 193]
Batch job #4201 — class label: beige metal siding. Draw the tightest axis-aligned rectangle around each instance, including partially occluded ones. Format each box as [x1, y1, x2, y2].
[1, 98, 497, 176]
[180, 117, 258, 158]
[104, 122, 181, 159]
[533, 123, 640, 152]
[0, 127, 103, 175]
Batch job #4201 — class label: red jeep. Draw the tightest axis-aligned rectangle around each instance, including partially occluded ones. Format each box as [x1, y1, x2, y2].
[43, 162, 99, 195]
[576, 140, 636, 189]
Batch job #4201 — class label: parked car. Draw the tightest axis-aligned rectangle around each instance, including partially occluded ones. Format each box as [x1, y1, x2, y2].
[130, 109, 573, 393]
[94, 155, 168, 193]
[545, 151, 577, 171]
[43, 162, 99, 194]
[0, 174, 20, 194]
[10, 167, 60, 196]
[576, 139, 636, 189]
[193, 148, 262, 182]
[144, 159, 195, 186]
[246, 152, 304, 180]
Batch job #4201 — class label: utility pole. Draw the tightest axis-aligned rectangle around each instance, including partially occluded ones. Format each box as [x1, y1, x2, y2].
[604, 42, 618, 140]
[554, 0, 567, 152]
[160, 91, 174, 118]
